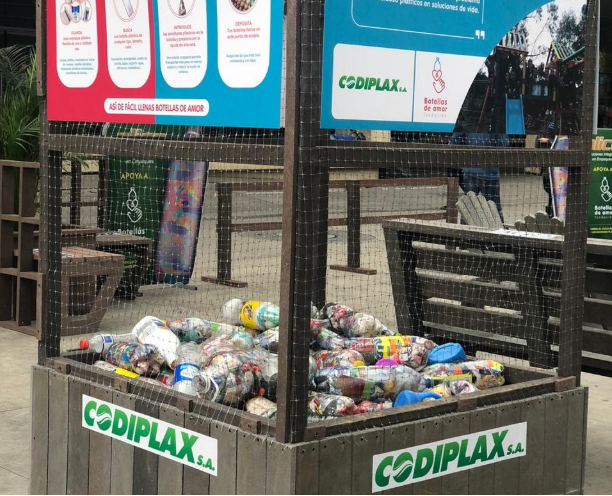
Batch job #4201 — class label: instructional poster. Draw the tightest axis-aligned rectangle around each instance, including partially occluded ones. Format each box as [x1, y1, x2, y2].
[321, 0, 554, 131]
[47, 0, 283, 127]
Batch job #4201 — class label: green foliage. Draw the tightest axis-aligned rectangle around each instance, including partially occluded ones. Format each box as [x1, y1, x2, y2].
[556, 10, 585, 52]
[0, 45, 40, 162]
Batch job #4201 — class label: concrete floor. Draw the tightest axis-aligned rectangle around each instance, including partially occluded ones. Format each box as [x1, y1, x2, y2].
[0, 328, 610, 494]
[0, 174, 610, 493]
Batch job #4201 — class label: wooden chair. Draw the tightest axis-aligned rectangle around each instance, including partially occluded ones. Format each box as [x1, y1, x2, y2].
[514, 212, 564, 234]
[456, 191, 503, 229]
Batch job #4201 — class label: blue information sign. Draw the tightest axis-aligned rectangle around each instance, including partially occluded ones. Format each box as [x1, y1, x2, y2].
[321, 0, 551, 131]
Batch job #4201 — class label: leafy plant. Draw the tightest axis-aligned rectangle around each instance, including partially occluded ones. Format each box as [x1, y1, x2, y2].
[0, 45, 39, 162]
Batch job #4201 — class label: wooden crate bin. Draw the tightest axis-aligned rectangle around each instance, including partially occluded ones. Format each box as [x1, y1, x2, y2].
[31, 359, 587, 495]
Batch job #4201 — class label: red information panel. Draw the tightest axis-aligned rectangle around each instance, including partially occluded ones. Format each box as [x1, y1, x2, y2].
[48, 0, 156, 123]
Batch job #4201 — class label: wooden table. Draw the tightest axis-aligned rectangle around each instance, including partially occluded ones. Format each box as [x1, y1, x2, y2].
[96, 232, 153, 299]
[30, 246, 124, 336]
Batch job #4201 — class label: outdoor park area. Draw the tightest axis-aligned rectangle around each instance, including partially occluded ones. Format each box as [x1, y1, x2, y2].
[1, 0, 612, 494]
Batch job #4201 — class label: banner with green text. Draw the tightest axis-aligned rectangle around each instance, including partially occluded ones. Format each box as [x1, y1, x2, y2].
[372, 422, 527, 492]
[82, 395, 218, 475]
[589, 131, 612, 238]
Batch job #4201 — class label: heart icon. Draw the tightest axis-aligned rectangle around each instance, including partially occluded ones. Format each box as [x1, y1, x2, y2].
[126, 199, 138, 211]
[432, 69, 442, 81]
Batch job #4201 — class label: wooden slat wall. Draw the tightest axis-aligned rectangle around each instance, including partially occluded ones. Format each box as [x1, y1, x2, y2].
[88, 384, 113, 495]
[183, 414, 211, 495]
[30, 365, 49, 495]
[158, 406, 185, 495]
[111, 391, 135, 495]
[67, 378, 90, 495]
[30, 368, 588, 495]
[47, 371, 69, 495]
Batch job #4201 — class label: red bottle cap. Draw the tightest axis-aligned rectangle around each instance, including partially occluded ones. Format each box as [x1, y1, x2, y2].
[79, 339, 89, 350]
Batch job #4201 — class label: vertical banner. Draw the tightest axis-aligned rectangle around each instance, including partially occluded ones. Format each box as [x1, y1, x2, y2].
[589, 131, 612, 238]
[155, 159, 209, 284]
[549, 136, 570, 222]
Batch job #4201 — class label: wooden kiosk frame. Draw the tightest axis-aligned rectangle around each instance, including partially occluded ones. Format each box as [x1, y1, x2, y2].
[31, 0, 598, 493]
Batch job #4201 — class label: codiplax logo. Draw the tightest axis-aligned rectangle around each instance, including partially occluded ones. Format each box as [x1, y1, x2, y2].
[82, 395, 218, 476]
[338, 75, 408, 93]
[372, 423, 527, 492]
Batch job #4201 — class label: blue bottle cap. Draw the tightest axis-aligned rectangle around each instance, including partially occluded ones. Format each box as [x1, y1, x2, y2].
[394, 391, 442, 407]
[427, 343, 467, 364]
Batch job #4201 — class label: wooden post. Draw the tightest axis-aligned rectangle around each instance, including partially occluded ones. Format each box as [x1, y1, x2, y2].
[276, 0, 309, 444]
[200, 182, 247, 288]
[330, 181, 377, 275]
[446, 177, 460, 223]
[97, 157, 108, 230]
[38, 0, 63, 362]
[69, 158, 82, 226]
[558, 0, 597, 383]
[347, 181, 360, 269]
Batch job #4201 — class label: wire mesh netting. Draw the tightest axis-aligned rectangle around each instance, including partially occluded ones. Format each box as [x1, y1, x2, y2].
[27, 0, 598, 477]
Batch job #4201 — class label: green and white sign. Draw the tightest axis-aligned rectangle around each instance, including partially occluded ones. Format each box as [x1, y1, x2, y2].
[372, 422, 527, 492]
[82, 395, 217, 476]
[589, 132, 612, 239]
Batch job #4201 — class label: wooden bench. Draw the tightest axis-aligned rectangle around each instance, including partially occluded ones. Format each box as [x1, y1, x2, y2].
[383, 219, 612, 372]
[201, 177, 459, 286]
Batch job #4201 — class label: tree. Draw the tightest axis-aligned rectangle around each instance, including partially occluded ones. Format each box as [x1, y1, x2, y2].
[556, 10, 585, 51]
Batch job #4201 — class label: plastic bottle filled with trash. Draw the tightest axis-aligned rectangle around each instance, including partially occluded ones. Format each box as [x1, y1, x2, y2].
[200, 329, 254, 366]
[320, 303, 393, 337]
[105, 342, 164, 376]
[313, 349, 365, 369]
[309, 324, 378, 365]
[427, 380, 477, 399]
[240, 301, 280, 331]
[310, 321, 347, 349]
[132, 316, 182, 368]
[173, 342, 201, 396]
[253, 327, 279, 352]
[222, 299, 280, 331]
[308, 392, 356, 416]
[374, 335, 437, 362]
[354, 400, 394, 414]
[156, 368, 175, 387]
[79, 332, 137, 354]
[423, 360, 505, 389]
[166, 318, 243, 343]
[314, 365, 427, 401]
[246, 397, 277, 418]
[192, 350, 269, 406]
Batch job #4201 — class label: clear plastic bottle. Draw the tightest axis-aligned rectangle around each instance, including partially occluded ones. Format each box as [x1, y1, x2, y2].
[173, 343, 201, 396]
[313, 365, 427, 401]
[192, 349, 269, 405]
[79, 333, 136, 354]
[132, 316, 182, 368]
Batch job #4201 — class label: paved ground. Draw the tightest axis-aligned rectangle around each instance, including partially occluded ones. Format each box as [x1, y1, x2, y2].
[0, 327, 610, 494]
[1, 173, 610, 493]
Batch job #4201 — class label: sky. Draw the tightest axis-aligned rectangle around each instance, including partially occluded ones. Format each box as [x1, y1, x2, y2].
[522, 0, 587, 64]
